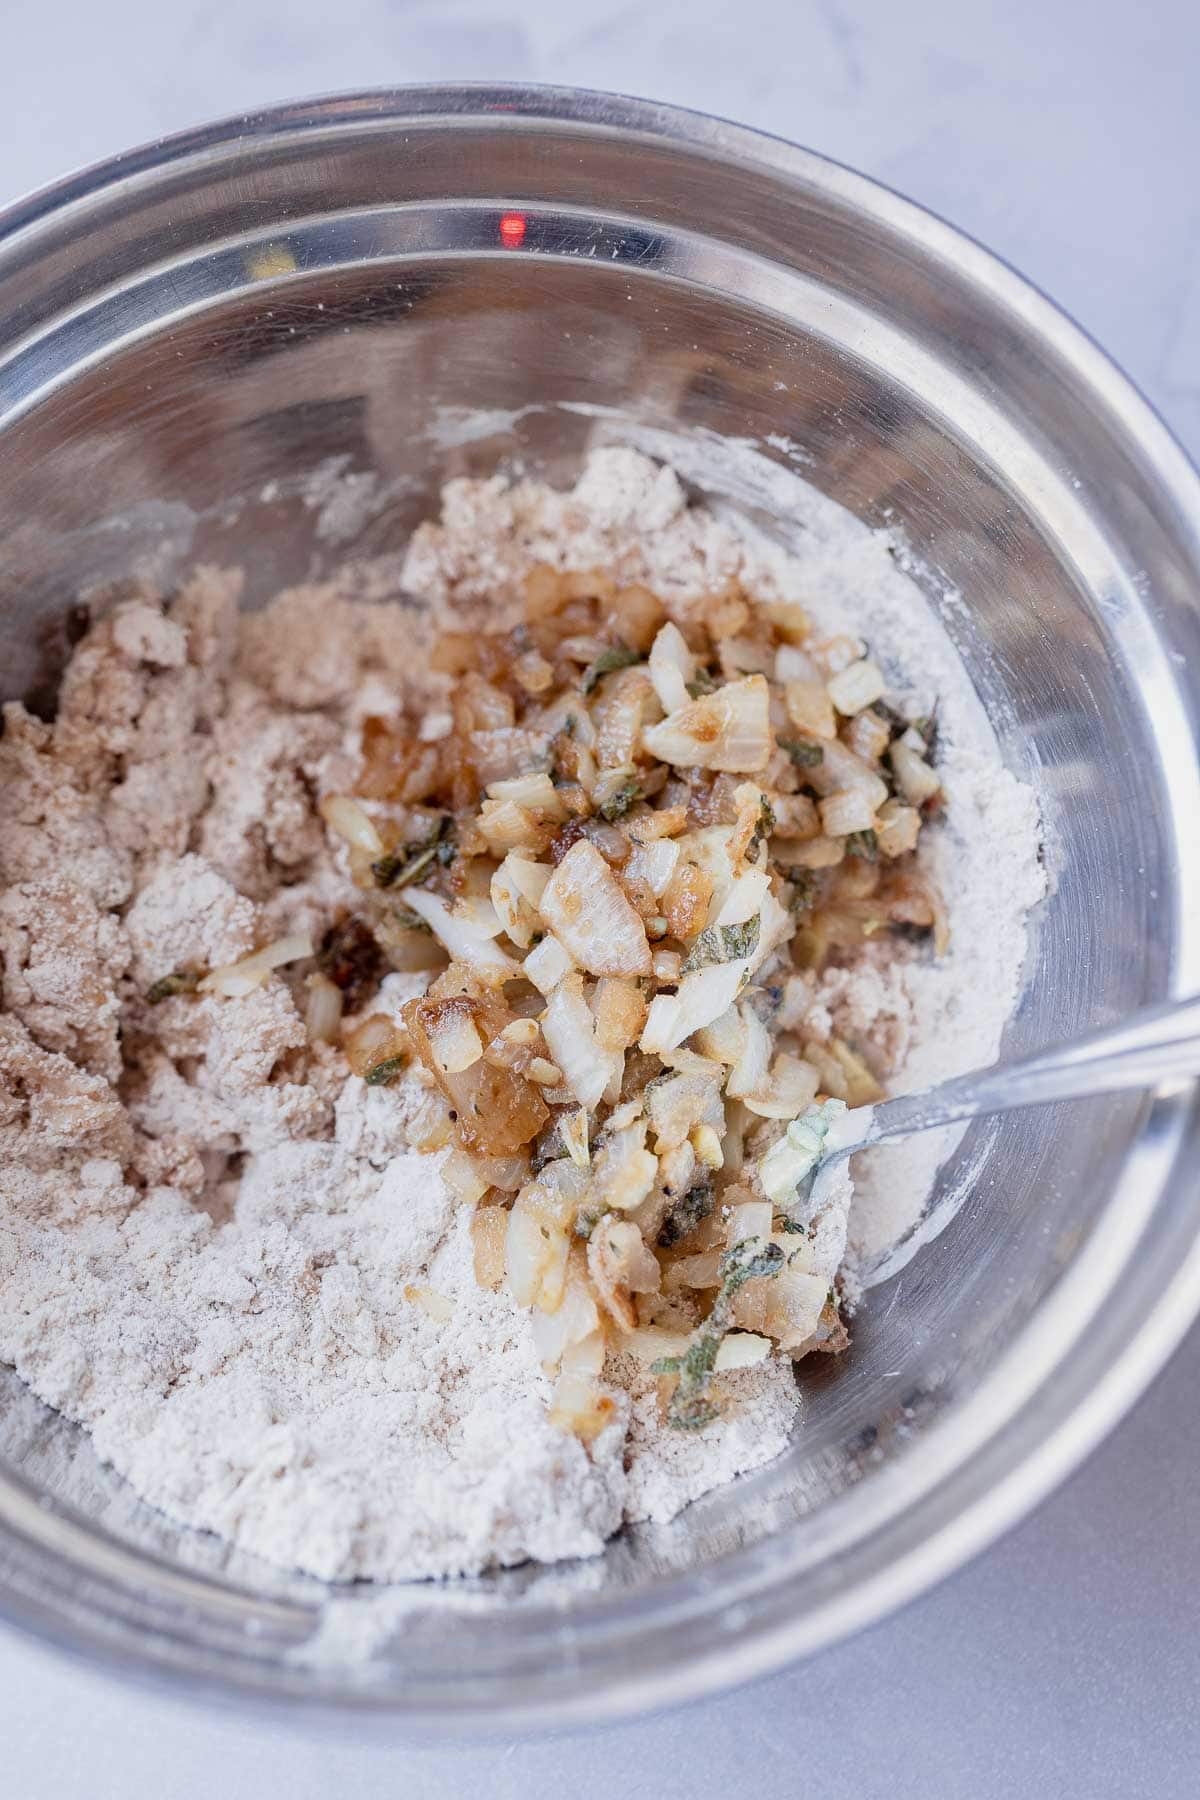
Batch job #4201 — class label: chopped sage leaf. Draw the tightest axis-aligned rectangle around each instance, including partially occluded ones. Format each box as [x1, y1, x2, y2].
[599, 776, 641, 822]
[681, 913, 761, 974]
[654, 1238, 785, 1430]
[582, 642, 643, 696]
[845, 828, 878, 862]
[657, 1179, 715, 1248]
[146, 967, 204, 1005]
[781, 738, 824, 768]
[364, 1055, 405, 1087]
[372, 816, 454, 890]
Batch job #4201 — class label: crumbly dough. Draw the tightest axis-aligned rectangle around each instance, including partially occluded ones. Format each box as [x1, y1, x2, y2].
[0, 449, 1041, 1581]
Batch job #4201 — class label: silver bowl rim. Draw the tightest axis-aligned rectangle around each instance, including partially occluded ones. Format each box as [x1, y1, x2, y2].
[0, 81, 1198, 1733]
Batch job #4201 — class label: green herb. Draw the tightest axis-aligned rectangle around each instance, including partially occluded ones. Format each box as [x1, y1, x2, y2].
[563, 714, 578, 738]
[845, 828, 878, 862]
[653, 1238, 785, 1430]
[146, 966, 204, 1005]
[574, 1204, 611, 1241]
[685, 671, 717, 698]
[681, 913, 761, 974]
[392, 909, 432, 934]
[781, 738, 824, 769]
[582, 642, 643, 696]
[789, 872, 818, 914]
[372, 815, 455, 890]
[777, 1218, 807, 1234]
[912, 706, 939, 759]
[657, 1179, 715, 1248]
[599, 776, 641, 822]
[749, 795, 776, 857]
[364, 1055, 405, 1087]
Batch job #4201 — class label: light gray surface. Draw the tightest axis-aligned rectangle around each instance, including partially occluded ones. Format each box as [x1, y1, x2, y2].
[1, 0, 1197, 1792]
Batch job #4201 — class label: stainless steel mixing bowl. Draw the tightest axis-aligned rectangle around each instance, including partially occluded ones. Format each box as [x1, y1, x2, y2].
[0, 85, 1197, 1732]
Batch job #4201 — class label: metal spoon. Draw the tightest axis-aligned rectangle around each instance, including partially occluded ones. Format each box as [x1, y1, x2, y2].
[814, 991, 1200, 1177]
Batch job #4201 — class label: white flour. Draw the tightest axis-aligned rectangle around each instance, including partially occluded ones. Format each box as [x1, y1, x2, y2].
[0, 448, 1041, 1583]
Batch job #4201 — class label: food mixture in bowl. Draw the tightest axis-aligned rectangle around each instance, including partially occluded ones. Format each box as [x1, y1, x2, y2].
[0, 448, 1042, 1581]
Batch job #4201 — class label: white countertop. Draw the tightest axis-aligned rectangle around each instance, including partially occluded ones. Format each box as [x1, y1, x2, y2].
[2, 2, 1198, 1793]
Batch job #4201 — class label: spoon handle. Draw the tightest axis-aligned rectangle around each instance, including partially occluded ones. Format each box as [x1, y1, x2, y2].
[866, 992, 1200, 1144]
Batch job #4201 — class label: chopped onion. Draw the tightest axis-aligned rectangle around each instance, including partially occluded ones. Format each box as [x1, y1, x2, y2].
[727, 1199, 772, 1243]
[426, 1006, 484, 1075]
[200, 932, 314, 998]
[783, 680, 836, 740]
[547, 1371, 617, 1443]
[773, 643, 820, 684]
[592, 977, 648, 1054]
[640, 959, 749, 1055]
[826, 658, 885, 716]
[538, 839, 651, 978]
[404, 1283, 454, 1323]
[542, 978, 621, 1110]
[713, 1331, 772, 1371]
[890, 738, 941, 806]
[621, 1325, 692, 1365]
[743, 1052, 821, 1120]
[819, 788, 878, 837]
[648, 621, 695, 713]
[625, 835, 681, 898]
[442, 1148, 491, 1206]
[471, 1204, 509, 1288]
[641, 675, 772, 773]
[485, 769, 566, 817]
[875, 798, 921, 858]
[531, 1277, 602, 1371]
[803, 737, 889, 807]
[505, 1199, 570, 1312]
[523, 933, 575, 995]
[401, 887, 520, 985]
[319, 794, 384, 856]
[712, 868, 771, 929]
[562, 1107, 591, 1167]
[587, 1217, 660, 1330]
[725, 1004, 772, 1099]
[477, 798, 553, 856]
[304, 972, 343, 1043]
[695, 1005, 747, 1066]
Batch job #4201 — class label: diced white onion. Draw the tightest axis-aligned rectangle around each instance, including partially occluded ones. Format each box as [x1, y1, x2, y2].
[542, 979, 621, 1110]
[826, 658, 885, 716]
[200, 933, 314, 998]
[318, 794, 384, 856]
[485, 770, 566, 816]
[426, 1007, 484, 1075]
[304, 972, 343, 1042]
[401, 887, 520, 984]
[819, 788, 878, 837]
[639, 959, 749, 1055]
[890, 739, 941, 806]
[641, 676, 772, 773]
[712, 868, 771, 929]
[523, 933, 575, 994]
[726, 1004, 772, 1099]
[648, 621, 695, 714]
[625, 836, 680, 898]
[713, 1331, 772, 1371]
[539, 839, 651, 978]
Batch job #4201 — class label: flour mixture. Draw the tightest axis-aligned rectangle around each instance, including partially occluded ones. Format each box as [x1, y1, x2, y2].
[0, 450, 1041, 1581]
